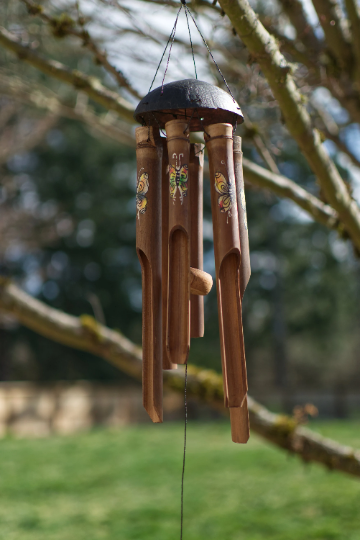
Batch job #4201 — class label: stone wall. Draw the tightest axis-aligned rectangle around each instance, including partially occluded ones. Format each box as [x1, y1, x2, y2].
[0, 382, 185, 437]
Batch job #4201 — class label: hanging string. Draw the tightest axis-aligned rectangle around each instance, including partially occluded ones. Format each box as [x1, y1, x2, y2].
[161, 9, 182, 94]
[184, 4, 237, 103]
[184, 5, 197, 80]
[149, 3, 183, 93]
[149, 0, 236, 109]
[180, 362, 188, 540]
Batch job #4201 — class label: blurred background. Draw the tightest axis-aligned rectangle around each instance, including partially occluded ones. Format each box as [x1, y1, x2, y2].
[1, 0, 360, 421]
[0, 0, 360, 538]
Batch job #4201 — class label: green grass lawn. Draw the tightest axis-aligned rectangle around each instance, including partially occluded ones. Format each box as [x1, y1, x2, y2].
[0, 420, 359, 540]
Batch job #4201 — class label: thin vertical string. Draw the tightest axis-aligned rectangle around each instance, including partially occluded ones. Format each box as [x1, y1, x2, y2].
[185, 6, 197, 79]
[149, 3, 183, 93]
[184, 5, 236, 103]
[161, 6, 182, 94]
[180, 363, 188, 540]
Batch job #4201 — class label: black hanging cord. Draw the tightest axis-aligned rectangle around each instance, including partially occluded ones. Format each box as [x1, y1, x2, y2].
[180, 363, 188, 540]
[185, 6, 197, 80]
[148, 3, 183, 93]
[161, 8, 182, 94]
[184, 4, 237, 103]
[149, 0, 236, 105]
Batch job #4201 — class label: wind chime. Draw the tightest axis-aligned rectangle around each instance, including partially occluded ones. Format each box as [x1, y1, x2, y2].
[134, 4, 251, 444]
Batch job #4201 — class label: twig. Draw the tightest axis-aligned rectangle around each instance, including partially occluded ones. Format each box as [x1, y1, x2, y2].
[0, 114, 58, 166]
[344, 0, 360, 87]
[218, 0, 360, 252]
[312, 0, 353, 72]
[1, 73, 341, 233]
[0, 74, 134, 147]
[243, 158, 339, 230]
[0, 278, 359, 479]
[0, 26, 134, 122]
[22, 0, 141, 99]
[277, 0, 321, 54]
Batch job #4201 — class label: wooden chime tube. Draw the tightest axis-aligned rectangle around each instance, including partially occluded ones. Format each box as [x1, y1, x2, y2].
[233, 136, 251, 298]
[189, 143, 204, 339]
[205, 123, 249, 442]
[161, 139, 177, 370]
[135, 126, 163, 423]
[165, 119, 191, 365]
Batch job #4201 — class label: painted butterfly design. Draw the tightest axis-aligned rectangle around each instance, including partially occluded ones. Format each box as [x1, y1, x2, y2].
[169, 153, 188, 204]
[214, 167, 235, 223]
[136, 169, 149, 218]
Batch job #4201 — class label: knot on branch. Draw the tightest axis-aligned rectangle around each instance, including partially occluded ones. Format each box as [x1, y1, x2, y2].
[26, 3, 43, 16]
[270, 415, 298, 442]
[0, 276, 11, 288]
[80, 314, 103, 342]
[50, 14, 75, 38]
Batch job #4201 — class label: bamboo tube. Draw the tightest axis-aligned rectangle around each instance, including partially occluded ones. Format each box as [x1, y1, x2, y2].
[205, 123, 248, 409]
[230, 398, 250, 443]
[189, 143, 204, 338]
[233, 136, 251, 298]
[161, 139, 177, 370]
[165, 119, 191, 365]
[135, 126, 163, 423]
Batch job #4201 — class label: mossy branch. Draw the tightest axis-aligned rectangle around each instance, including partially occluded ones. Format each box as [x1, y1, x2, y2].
[242, 158, 339, 230]
[217, 0, 360, 253]
[0, 279, 359, 479]
[312, 0, 353, 72]
[344, 0, 360, 87]
[0, 26, 134, 123]
[21, 0, 141, 99]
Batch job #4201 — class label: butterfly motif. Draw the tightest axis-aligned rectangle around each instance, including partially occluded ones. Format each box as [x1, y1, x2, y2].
[214, 170, 235, 223]
[169, 153, 188, 204]
[136, 169, 149, 219]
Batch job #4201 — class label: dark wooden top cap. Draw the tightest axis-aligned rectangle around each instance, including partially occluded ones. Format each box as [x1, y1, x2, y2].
[134, 79, 243, 131]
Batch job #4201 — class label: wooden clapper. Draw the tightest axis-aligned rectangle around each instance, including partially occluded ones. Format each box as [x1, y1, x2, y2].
[135, 79, 251, 442]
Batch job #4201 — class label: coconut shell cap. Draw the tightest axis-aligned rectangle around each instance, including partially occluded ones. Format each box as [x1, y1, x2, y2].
[134, 79, 243, 131]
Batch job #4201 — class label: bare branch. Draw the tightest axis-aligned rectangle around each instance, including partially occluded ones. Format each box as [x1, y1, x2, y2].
[0, 74, 135, 147]
[0, 278, 359, 478]
[312, 0, 353, 72]
[311, 98, 360, 169]
[0, 114, 57, 166]
[0, 26, 135, 123]
[22, 0, 141, 99]
[218, 0, 360, 252]
[344, 0, 360, 86]
[277, 0, 321, 54]
[1, 73, 341, 234]
[243, 158, 339, 230]
[323, 131, 360, 170]
[243, 119, 280, 174]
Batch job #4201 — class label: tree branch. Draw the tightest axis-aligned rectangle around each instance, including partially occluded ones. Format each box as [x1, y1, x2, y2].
[0, 74, 135, 148]
[243, 158, 339, 229]
[277, 0, 321, 54]
[0, 278, 359, 478]
[218, 0, 360, 252]
[344, 0, 360, 87]
[2, 73, 340, 233]
[312, 0, 353, 72]
[22, 0, 141, 99]
[0, 114, 57, 166]
[0, 26, 135, 123]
